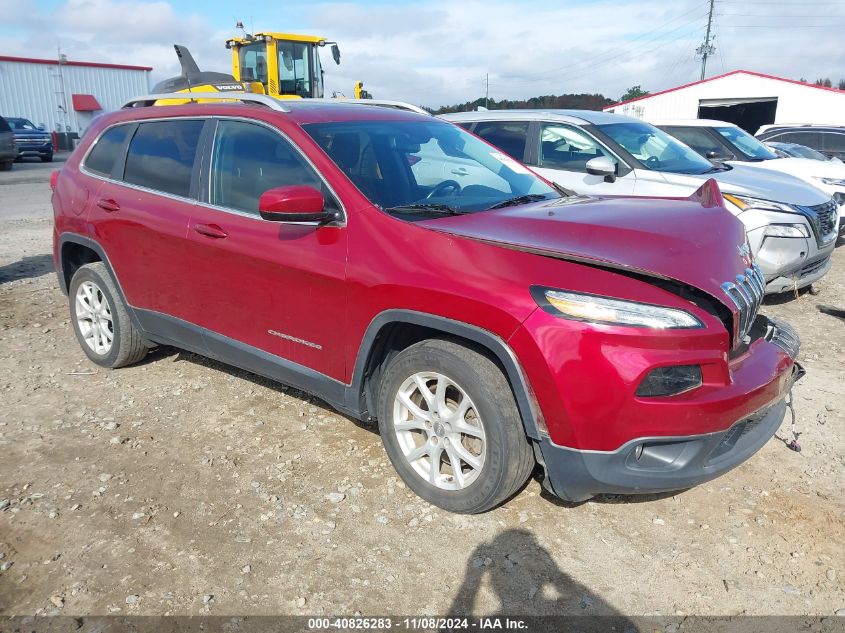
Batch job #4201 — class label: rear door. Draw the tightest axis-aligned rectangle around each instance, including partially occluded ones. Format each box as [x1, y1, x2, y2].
[183, 118, 348, 380]
[87, 118, 205, 329]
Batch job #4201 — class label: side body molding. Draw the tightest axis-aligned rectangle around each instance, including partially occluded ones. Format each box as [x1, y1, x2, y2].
[57, 235, 543, 439]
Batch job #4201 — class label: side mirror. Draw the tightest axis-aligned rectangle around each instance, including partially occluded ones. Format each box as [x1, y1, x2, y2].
[258, 185, 340, 224]
[585, 156, 617, 183]
[37, 124, 46, 131]
[331, 44, 341, 65]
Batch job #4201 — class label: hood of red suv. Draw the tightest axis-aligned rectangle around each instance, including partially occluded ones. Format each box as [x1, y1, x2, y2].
[419, 193, 750, 303]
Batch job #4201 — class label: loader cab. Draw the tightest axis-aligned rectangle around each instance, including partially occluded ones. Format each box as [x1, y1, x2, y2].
[228, 32, 340, 99]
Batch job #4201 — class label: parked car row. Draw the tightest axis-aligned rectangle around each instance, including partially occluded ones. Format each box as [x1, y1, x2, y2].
[51, 93, 807, 513]
[440, 110, 840, 294]
[0, 114, 55, 170]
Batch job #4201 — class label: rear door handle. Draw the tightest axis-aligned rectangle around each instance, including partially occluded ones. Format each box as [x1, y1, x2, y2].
[194, 223, 228, 239]
[451, 168, 469, 176]
[96, 198, 120, 212]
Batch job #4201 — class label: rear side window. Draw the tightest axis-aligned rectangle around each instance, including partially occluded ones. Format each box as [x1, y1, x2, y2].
[124, 120, 203, 198]
[0, 117, 10, 133]
[209, 120, 328, 215]
[772, 131, 820, 148]
[821, 132, 845, 153]
[473, 121, 529, 160]
[85, 124, 131, 177]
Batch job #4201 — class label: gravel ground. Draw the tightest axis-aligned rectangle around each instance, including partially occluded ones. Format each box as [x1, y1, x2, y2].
[0, 159, 843, 619]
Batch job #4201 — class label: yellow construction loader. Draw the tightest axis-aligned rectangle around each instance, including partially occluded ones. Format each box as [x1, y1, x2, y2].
[152, 27, 371, 104]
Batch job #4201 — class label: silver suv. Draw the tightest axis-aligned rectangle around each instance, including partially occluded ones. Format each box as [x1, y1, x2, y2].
[441, 110, 837, 294]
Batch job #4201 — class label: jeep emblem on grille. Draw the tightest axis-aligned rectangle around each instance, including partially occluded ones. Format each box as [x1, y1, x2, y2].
[737, 242, 752, 265]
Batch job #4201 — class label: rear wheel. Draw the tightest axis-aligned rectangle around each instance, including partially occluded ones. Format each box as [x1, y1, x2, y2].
[377, 339, 534, 513]
[68, 262, 147, 368]
[0, 161, 11, 171]
[40, 153, 53, 163]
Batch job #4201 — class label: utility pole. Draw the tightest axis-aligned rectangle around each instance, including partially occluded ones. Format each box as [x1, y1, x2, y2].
[696, 0, 716, 80]
[485, 73, 489, 109]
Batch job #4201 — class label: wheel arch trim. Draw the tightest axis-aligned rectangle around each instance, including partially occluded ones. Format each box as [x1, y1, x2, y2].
[347, 310, 544, 439]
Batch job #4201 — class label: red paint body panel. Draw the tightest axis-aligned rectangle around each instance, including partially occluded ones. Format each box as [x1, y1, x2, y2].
[52, 101, 797, 461]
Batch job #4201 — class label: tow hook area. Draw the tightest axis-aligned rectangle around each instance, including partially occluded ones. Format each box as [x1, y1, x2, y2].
[778, 361, 806, 453]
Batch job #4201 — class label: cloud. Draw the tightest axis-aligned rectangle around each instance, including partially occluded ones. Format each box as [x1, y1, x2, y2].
[2, 0, 844, 107]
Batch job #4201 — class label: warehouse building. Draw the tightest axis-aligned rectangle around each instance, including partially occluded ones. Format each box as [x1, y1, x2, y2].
[0, 55, 151, 143]
[603, 70, 845, 134]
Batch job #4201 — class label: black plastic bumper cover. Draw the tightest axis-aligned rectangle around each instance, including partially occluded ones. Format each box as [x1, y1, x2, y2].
[538, 398, 788, 503]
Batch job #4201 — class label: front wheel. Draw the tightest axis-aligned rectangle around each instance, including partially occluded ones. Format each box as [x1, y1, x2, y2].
[40, 154, 53, 163]
[377, 339, 534, 513]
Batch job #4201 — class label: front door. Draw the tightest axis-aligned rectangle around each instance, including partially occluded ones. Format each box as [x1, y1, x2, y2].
[184, 119, 348, 380]
[531, 122, 637, 196]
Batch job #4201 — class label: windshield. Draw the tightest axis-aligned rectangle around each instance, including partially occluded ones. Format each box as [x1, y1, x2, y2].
[596, 121, 716, 174]
[714, 126, 777, 160]
[8, 118, 37, 131]
[304, 119, 558, 216]
[780, 143, 828, 161]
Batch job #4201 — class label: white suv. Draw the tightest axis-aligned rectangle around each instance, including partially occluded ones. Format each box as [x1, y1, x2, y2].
[440, 109, 838, 295]
[654, 119, 845, 233]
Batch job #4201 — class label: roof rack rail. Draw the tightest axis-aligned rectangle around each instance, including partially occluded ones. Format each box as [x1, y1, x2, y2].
[122, 92, 291, 112]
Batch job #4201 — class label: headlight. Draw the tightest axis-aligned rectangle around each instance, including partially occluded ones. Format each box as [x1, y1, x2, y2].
[814, 177, 845, 187]
[763, 223, 810, 238]
[533, 288, 703, 329]
[723, 194, 795, 213]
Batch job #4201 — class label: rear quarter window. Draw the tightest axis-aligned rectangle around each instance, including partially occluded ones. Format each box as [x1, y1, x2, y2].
[84, 124, 132, 177]
[123, 120, 204, 198]
[473, 121, 529, 160]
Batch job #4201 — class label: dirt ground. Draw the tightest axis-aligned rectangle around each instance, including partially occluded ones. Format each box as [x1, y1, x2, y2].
[0, 158, 843, 619]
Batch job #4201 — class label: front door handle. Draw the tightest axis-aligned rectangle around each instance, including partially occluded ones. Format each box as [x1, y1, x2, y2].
[451, 167, 469, 176]
[96, 198, 120, 212]
[194, 223, 228, 239]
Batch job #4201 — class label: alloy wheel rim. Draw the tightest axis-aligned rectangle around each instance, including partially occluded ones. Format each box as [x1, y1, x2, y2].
[392, 371, 486, 490]
[75, 280, 114, 355]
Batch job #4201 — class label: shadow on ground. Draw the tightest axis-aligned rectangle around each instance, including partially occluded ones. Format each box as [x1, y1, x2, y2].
[0, 254, 55, 284]
[446, 528, 637, 631]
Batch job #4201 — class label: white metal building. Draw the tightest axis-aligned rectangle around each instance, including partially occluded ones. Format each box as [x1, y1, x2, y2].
[603, 70, 845, 134]
[0, 55, 152, 135]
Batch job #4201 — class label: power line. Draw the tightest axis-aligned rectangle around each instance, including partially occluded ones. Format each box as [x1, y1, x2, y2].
[499, 1, 711, 84]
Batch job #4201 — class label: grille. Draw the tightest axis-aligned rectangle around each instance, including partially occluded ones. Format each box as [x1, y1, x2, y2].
[766, 317, 801, 358]
[721, 264, 765, 348]
[799, 199, 839, 245]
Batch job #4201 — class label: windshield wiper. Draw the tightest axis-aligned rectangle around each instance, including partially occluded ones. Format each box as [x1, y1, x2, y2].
[488, 194, 549, 210]
[383, 203, 465, 216]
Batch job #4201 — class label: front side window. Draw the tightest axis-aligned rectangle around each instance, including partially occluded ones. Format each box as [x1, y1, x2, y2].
[540, 123, 611, 171]
[8, 118, 37, 131]
[596, 121, 716, 175]
[714, 126, 777, 160]
[209, 120, 327, 215]
[85, 124, 132, 177]
[278, 41, 312, 97]
[304, 119, 556, 214]
[238, 42, 268, 84]
[473, 121, 529, 160]
[124, 120, 203, 198]
[663, 127, 732, 159]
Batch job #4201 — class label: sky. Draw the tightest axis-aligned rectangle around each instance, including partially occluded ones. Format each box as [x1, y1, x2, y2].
[2, 0, 845, 107]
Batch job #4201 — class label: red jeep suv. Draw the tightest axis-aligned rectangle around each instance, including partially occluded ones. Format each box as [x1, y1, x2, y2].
[52, 94, 802, 513]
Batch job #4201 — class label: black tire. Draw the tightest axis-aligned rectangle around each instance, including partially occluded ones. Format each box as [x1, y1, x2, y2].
[68, 262, 147, 368]
[40, 154, 54, 163]
[0, 161, 11, 171]
[376, 339, 534, 513]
